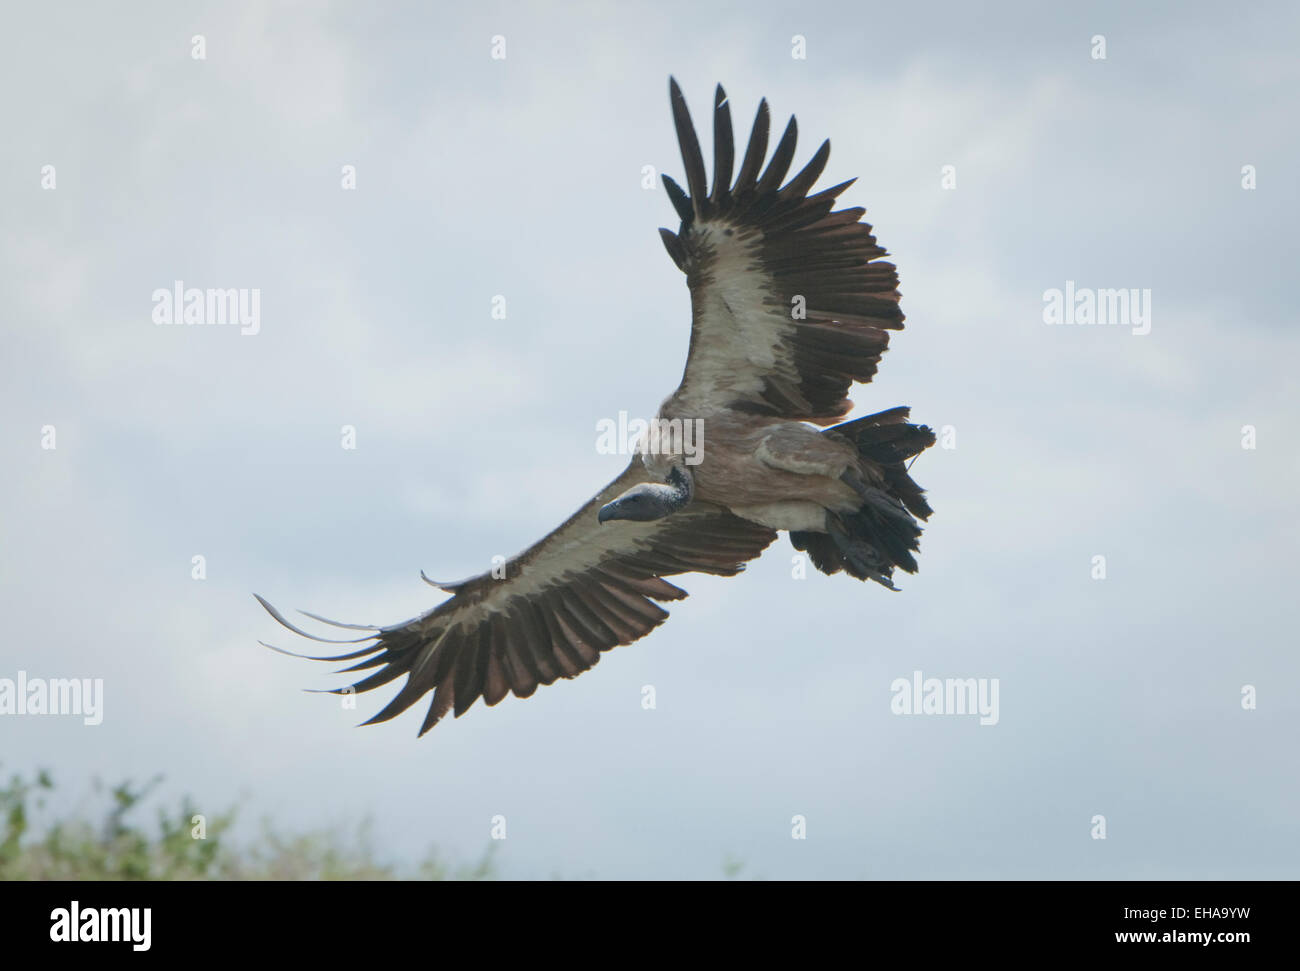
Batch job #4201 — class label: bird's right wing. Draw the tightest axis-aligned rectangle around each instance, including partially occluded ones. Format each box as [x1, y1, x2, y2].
[258, 459, 776, 736]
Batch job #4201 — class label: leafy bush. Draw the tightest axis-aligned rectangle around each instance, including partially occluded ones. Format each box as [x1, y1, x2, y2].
[0, 768, 493, 880]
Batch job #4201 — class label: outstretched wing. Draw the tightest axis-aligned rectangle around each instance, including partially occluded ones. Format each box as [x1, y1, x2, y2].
[658, 79, 905, 425]
[259, 459, 776, 736]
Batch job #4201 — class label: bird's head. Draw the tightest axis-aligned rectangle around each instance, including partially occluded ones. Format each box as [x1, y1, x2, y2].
[597, 466, 694, 524]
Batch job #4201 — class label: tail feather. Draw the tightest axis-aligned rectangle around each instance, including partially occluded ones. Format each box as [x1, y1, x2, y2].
[790, 406, 936, 587]
[789, 529, 845, 575]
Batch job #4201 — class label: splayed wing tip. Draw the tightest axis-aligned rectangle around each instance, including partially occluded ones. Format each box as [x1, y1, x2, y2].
[254, 593, 374, 644]
[296, 608, 380, 632]
[259, 639, 303, 659]
[420, 569, 469, 593]
[259, 639, 379, 664]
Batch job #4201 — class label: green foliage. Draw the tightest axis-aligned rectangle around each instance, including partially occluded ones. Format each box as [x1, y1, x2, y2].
[0, 767, 494, 881]
[721, 852, 745, 879]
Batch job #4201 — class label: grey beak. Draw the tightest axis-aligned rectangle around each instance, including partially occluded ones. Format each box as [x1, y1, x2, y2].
[597, 503, 616, 524]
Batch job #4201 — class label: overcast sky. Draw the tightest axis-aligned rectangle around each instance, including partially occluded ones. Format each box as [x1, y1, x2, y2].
[2, 0, 1297, 879]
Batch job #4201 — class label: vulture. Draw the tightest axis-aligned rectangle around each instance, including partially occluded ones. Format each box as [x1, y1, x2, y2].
[259, 79, 936, 736]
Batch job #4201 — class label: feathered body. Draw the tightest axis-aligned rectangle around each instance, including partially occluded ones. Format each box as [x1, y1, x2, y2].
[259, 80, 936, 736]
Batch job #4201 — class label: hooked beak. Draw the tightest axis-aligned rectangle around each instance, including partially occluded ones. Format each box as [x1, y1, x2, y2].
[597, 470, 693, 526]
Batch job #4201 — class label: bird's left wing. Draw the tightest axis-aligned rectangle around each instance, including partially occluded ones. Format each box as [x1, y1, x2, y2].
[259, 458, 776, 736]
[658, 79, 906, 425]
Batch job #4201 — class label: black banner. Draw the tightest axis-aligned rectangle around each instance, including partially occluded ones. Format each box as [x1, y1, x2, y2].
[0, 879, 1275, 955]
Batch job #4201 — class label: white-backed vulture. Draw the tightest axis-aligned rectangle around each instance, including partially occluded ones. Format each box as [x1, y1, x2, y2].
[259, 79, 936, 736]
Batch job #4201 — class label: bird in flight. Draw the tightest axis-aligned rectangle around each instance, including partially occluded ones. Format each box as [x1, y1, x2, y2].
[259, 79, 936, 736]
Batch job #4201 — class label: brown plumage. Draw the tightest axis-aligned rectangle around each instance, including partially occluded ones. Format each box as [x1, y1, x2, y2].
[660, 81, 903, 426]
[259, 79, 934, 736]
